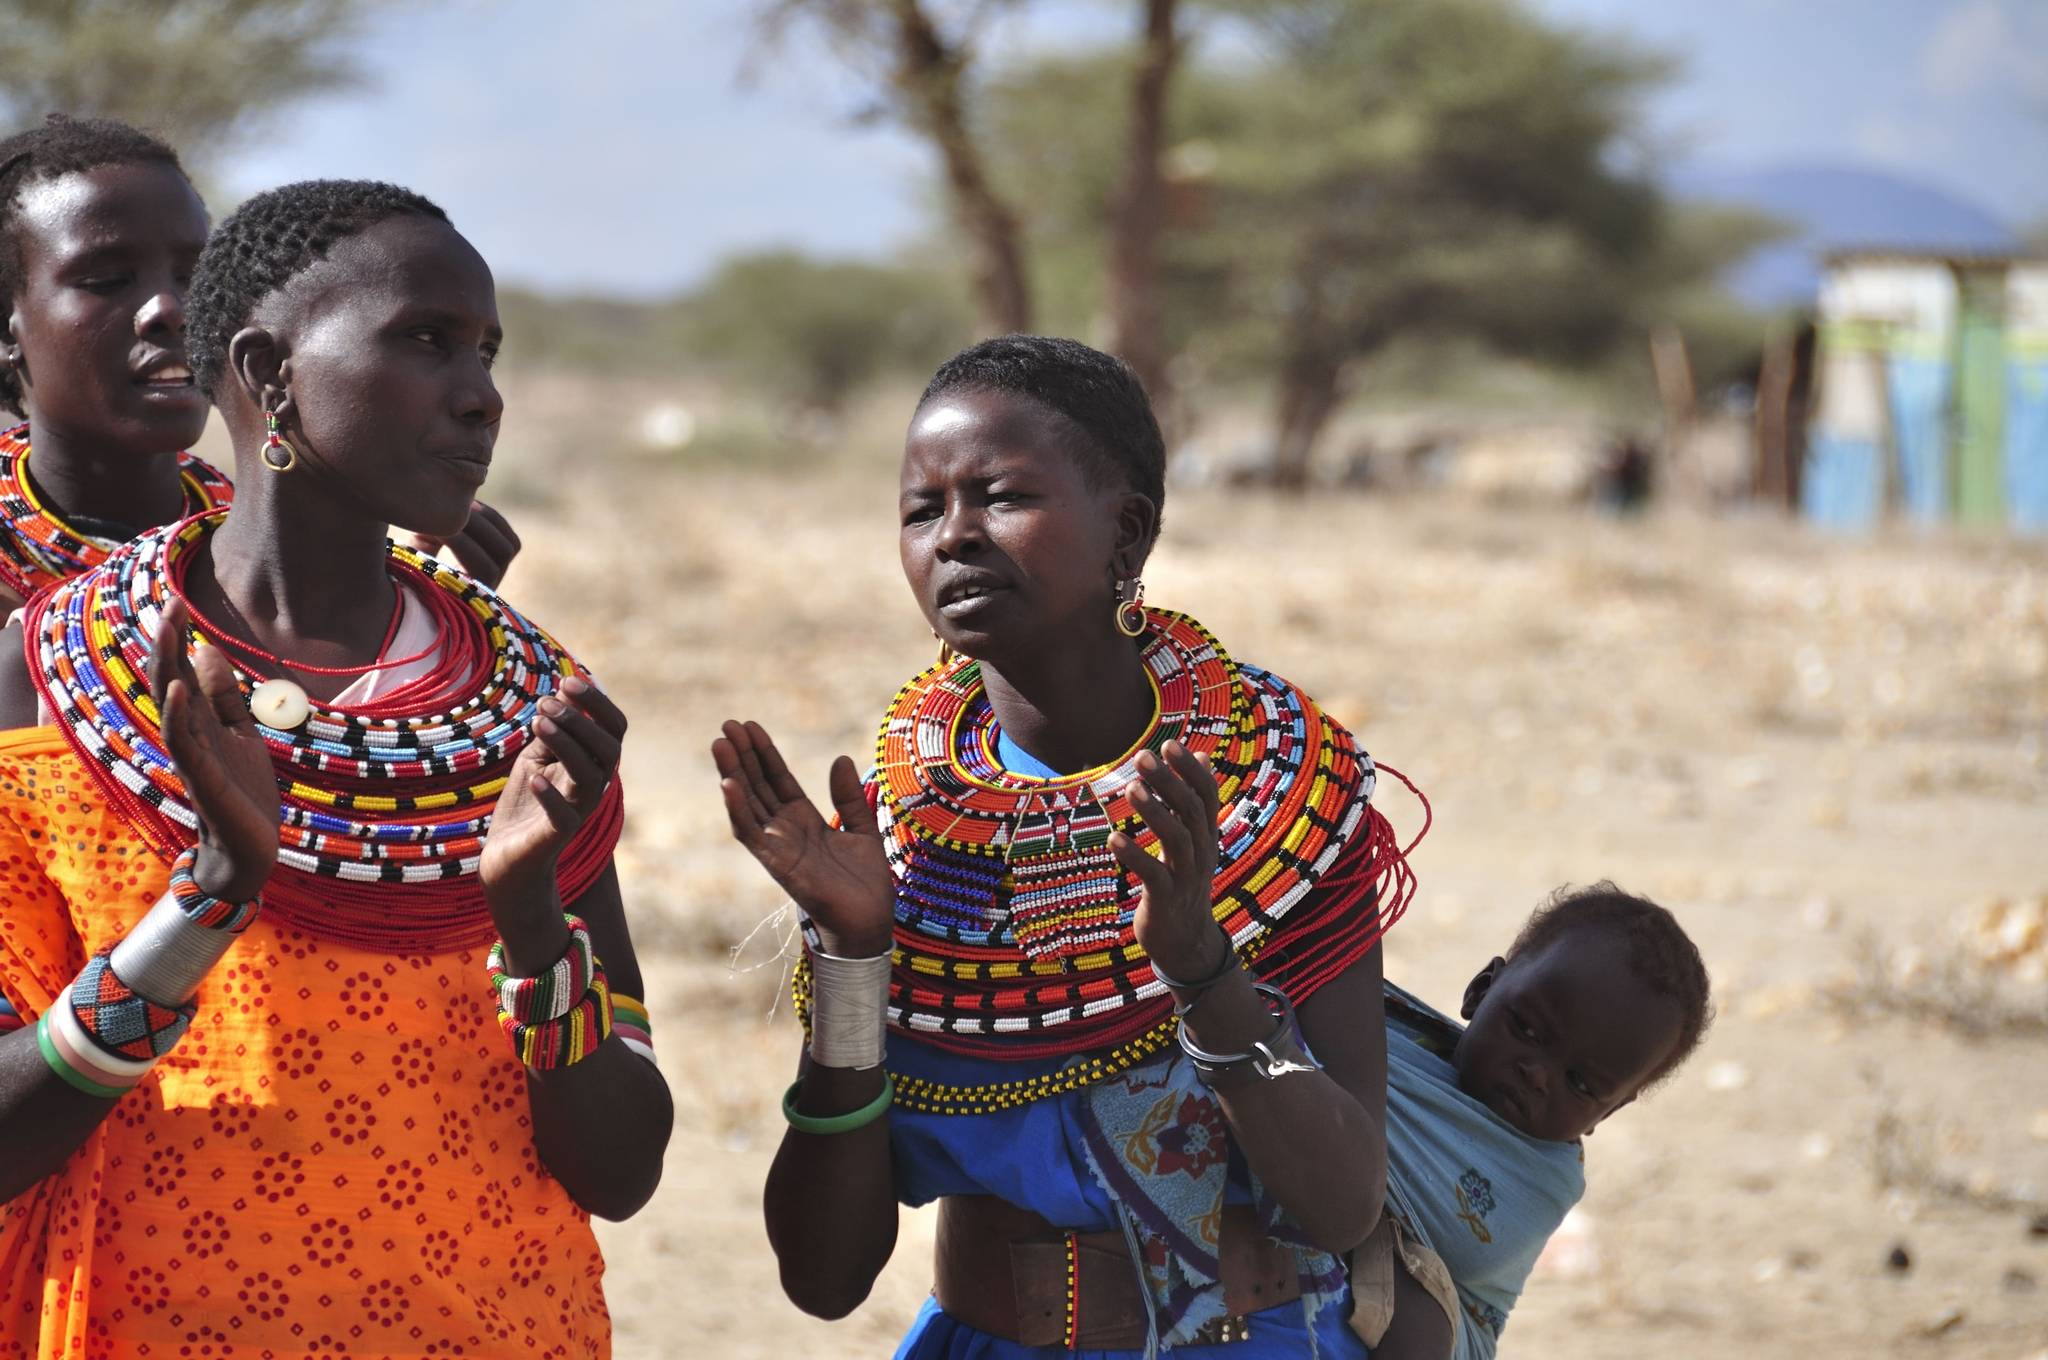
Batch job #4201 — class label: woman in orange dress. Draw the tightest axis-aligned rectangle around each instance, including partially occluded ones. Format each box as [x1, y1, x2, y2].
[0, 179, 670, 1358]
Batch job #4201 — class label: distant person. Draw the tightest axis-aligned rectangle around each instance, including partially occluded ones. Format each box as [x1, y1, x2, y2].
[0, 179, 670, 1358]
[0, 115, 520, 623]
[714, 335, 1421, 1356]
[1357, 884, 1713, 1360]
[1592, 433, 1652, 513]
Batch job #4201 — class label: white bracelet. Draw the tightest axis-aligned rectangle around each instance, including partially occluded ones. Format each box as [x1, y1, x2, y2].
[808, 948, 891, 1070]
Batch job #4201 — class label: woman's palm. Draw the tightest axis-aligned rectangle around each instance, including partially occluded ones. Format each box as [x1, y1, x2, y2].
[151, 606, 280, 901]
[714, 723, 896, 949]
[753, 794, 893, 928]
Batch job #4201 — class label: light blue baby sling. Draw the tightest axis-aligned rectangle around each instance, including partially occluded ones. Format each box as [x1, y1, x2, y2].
[1382, 983, 1586, 1360]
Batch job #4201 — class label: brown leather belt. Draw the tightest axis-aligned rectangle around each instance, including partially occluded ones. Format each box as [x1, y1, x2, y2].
[933, 1194, 1303, 1349]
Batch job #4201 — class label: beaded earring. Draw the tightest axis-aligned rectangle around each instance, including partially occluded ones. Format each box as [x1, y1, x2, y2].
[261, 404, 298, 473]
[1114, 577, 1147, 637]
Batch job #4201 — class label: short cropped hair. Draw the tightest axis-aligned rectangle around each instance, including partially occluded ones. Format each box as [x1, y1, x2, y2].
[919, 335, 1167, 537]
[1509, 881, 1714, 1086]
[186, 179, 447, 396]
[0, 115, 188, 414]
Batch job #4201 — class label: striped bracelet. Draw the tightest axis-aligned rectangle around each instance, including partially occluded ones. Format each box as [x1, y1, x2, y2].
[610, 992, 655, 1065]
[498, 970, 613, 1070]
[487, 916, 596, 1024]
[168, 846, 263, 933]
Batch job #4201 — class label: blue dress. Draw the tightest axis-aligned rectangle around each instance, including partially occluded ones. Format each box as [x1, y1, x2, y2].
[888, 733, 1372, 1359]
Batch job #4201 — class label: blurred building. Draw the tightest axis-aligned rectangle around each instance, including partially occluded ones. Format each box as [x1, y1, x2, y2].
[1803, 251, 2048, 531]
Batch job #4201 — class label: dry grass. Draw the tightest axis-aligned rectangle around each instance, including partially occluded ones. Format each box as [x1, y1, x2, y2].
[1826, 934, 2048, 1042]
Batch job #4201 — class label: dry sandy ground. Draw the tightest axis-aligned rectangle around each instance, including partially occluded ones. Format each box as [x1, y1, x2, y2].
[463, 386, 2048, 1359]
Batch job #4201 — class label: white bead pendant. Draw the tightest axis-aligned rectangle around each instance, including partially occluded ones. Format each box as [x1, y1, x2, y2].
[249, 676, 312, 731]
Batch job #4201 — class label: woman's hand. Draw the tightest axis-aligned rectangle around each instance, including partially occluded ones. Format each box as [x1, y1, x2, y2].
[713, 720, 895, 958]
[149, 600, 280, 902]
[481, 678, 625, 918]
[1114, 740, 1229, 981]
[409, 500, 523, 589]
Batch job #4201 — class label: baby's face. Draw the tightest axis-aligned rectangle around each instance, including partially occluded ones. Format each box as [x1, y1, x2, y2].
[1452, 934, 1683, 1142]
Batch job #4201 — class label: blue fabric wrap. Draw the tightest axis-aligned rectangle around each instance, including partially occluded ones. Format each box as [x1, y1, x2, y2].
[890, 1040, 1370, 1359]
[1381, 985, 1584, 1360]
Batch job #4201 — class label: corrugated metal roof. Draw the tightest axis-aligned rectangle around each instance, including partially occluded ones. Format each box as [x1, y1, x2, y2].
[1822, 247, 2048, 268]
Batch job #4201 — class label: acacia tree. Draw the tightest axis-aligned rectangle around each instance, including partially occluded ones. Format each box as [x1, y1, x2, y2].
[1105, 0, 1181, 408]
[1209, 0, 1678, 486]
[982, 0, 1772, 484]
[761, 0, 1196, 406]
[0, 0, 366, 161]
[763, 0, 1035, 335]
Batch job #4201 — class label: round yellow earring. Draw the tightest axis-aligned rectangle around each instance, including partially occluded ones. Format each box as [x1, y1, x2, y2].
[262, 408, 299, 472]
[1114, 579, 1147, 638]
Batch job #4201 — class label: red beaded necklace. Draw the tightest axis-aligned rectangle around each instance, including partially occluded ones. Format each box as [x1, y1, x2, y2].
[28, 512, 624, 952]
[160, 570, 420, 678]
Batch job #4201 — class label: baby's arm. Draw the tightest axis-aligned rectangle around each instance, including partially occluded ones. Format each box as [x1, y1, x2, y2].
[1371, 1254, 1458, 1360]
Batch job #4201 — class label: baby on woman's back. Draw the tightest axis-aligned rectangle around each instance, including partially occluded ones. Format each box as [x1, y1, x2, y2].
[1358, 883, 1714, 1360]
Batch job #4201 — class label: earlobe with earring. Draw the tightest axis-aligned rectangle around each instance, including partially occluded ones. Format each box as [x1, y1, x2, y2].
[1114, 578, 1147, 638]
[932, 629, 957, 667]
[261, 403, 298, 473]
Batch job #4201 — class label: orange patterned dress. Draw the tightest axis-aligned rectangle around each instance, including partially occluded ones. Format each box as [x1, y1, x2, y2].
[0, 727, 612, 1359]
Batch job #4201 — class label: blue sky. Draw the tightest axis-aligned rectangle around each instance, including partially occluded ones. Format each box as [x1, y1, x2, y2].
[221, 0, 2048, 296]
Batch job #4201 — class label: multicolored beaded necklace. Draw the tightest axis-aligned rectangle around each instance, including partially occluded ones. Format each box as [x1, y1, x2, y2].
[26, 511, 623, 953]
[795, 608, 1421, 1114]
[0, 423, 234, 600]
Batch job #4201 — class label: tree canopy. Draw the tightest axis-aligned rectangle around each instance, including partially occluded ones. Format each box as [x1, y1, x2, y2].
[0, 0, 366, 163]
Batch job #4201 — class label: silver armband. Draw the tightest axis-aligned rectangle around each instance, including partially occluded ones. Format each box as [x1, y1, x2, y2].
[808, 948, 892, 1070]
[107, 890, 240, 1004]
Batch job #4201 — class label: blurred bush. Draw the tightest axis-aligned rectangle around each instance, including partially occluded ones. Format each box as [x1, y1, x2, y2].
[499, 252, 971, 412]
[678, 251, 973, 410]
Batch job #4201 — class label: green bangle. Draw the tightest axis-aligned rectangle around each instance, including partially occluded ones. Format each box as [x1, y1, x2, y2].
[36, 1013, 126, 1099]
[782, 1072, 894, 1135]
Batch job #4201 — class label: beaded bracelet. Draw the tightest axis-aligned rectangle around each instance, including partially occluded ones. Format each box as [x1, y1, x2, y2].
[70, 952, 196, 1062]
[497, 970, 613, 1070]
[487, 915, 597, 1025]
[168, 846, 263, 934]
[781, 1073, 894, 1136]
[35, 957, 198, 1099]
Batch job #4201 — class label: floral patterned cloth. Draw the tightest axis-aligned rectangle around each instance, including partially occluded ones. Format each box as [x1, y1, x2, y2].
[0, 727, 612, 1359]
[1078, 1052, 1349, 1347]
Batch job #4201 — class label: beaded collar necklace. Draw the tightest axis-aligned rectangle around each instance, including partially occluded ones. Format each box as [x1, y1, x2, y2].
[796, 609, 1420, 1113]
[27, 511, 623, 953]
[0, 423, 233, 600]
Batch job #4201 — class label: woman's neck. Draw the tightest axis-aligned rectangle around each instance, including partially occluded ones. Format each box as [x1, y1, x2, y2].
[23, 418, 187, 533]
[979, 627, 1154, 775]
[184, 476, 399, 701]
